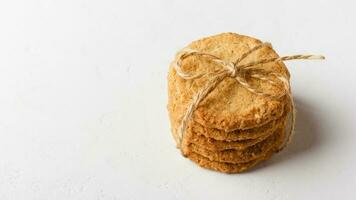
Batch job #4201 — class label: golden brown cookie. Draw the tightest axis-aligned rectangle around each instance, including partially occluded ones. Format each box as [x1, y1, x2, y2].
[183, 105, 290, 151]
[185, 127, 273, 151]
[188, 105, 289, 144]
[168, 33, 290, 135]
[185, 127, 286, 173]
[186, 147, 276, 174]
[185, 126, 285, 164]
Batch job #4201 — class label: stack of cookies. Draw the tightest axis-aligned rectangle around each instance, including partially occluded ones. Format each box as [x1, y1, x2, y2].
[167, 33, 292, 173]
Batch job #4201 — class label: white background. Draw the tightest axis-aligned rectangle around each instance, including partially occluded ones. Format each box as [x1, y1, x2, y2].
[0, 0, 355, 199]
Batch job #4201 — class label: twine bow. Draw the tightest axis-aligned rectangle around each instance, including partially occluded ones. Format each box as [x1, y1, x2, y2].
[174, 42, 324, 152]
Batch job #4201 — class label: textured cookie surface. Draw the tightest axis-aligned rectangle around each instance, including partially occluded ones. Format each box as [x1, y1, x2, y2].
[188, 105, 289, 145]
[185, 127, 286, 173]
[186, 147, 276, 174]
[168, 33, 290, 134]
[185, 126, 285, 164]
[183, 105, 289, 151]
[185, 127, 273, 151]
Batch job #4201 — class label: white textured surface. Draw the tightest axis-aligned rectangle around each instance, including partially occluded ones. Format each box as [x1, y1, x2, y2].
[0, 0, 355, 199]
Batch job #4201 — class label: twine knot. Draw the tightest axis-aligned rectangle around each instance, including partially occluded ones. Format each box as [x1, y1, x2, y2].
[227, 62, 239, 77]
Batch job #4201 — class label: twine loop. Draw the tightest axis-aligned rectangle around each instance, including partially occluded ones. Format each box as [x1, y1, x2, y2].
[173, 42, 324, 152]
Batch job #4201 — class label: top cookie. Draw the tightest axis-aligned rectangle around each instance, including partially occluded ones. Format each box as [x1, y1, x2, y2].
[168, 33, 290, 132]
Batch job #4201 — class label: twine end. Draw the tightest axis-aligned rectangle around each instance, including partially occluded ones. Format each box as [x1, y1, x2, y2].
[310, 55, 325, 60]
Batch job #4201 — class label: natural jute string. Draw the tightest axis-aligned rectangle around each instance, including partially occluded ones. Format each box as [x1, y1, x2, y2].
[174, 42, 324, 152]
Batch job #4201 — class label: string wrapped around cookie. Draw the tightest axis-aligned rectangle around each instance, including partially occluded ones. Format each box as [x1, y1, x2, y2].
[174, 42, 324, 153]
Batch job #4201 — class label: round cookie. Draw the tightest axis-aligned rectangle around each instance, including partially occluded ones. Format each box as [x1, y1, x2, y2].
[186, 147, 276, 174]
[168, 32, 290, 135]
[185, 126, 285, 164]
[183, 106, 290, 151]
[185, 127, 273, 151]
[185, 127, 286, 173]
[188, 106, 289, 145]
